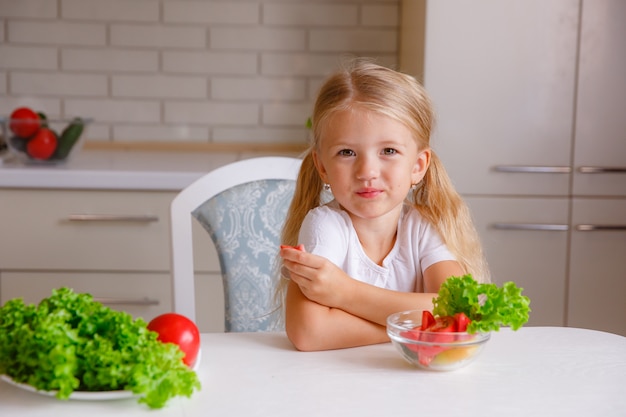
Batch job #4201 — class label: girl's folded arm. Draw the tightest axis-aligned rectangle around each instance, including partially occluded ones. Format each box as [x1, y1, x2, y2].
[285, 281, 388, 351]
[337, 260, 465, 326]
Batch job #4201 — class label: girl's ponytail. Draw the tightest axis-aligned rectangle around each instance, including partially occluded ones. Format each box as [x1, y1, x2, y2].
[281, 150, 324, 246]
[412, 151, 490, 283]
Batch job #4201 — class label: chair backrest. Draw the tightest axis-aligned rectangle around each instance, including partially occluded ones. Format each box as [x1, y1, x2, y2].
[170, 156, 302, 332]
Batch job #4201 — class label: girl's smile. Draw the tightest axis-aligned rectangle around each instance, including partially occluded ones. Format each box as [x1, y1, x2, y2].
[356, 187, 383, 199]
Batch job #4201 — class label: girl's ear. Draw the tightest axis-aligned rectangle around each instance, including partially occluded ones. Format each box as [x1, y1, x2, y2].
[411, 149, 431, 184]
[312, 149, 329, 183]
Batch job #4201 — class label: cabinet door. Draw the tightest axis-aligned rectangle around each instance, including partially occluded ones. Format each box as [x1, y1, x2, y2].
[0, 190, 174, 271]
[573, 0, 626, 196]
[423, 0, 579, 195]
[0, 189, 219, 272]
[568, 199, 626, 336]
[465, 197, 569, 326]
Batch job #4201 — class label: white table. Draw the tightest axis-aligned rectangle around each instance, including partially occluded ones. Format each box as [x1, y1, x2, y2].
[1, 327, 624, 416]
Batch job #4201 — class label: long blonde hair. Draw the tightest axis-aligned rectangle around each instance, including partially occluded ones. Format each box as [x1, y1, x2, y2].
[282, 58, 490, 283]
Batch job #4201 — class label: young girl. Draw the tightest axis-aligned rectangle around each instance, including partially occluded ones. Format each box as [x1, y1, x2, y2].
[279, 59, 489, 351]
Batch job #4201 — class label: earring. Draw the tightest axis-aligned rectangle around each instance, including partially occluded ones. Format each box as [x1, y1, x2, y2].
[323, 183, 331, 191]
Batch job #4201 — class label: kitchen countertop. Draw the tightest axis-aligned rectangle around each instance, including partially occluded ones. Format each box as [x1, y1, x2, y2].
[0, 149, 300, 191]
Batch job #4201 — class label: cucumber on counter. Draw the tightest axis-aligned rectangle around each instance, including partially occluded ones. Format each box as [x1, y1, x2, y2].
[53, 117, 84, 160]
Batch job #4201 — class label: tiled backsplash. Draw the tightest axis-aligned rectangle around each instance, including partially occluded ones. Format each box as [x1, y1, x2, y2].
[0, 0, 400, 146]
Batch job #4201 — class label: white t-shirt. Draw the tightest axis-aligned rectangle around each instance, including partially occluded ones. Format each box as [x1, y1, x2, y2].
[298, 201, 456, 293]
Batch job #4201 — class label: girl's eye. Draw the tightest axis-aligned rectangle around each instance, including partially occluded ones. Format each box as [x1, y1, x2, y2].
[382, 148, 397, 155]
[338, 149, 355, 157]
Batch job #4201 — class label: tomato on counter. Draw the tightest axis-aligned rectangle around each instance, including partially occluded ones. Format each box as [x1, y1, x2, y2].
[9, 107, 41, 138]
[26, 128, 58, 160]
[147, 313, 201, 368]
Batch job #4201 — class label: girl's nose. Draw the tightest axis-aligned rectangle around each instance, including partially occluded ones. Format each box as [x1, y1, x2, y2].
[356, 155, 379, 181]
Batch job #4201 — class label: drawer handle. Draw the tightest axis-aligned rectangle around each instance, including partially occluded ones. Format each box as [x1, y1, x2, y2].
[67, 214, 159, 222]
[493, 165, 571, 173]
[93, 297, 160, 306]
[492, 223, 569, 231]
[576, 224, 626, 231]
[578, 166, 626, 174]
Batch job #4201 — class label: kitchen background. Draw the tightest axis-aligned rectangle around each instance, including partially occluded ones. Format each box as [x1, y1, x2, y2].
[1, 0, 624, 336]
[0, 0, 405, 150]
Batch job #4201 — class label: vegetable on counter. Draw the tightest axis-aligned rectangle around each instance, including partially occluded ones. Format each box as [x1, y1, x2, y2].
[4, 106, 87, 162]
[53, 117, 84, 160]
[26, 127, 58, 160]
[9, 107, 41, 138]
[0, 288, 201, 409]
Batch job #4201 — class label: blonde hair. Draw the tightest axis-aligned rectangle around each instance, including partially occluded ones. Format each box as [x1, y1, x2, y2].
[282, 58, 490, 284]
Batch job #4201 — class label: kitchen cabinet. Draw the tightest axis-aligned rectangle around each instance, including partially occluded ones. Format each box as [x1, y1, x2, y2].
[568, 199, 626, 335]
[421, 0, 579, 197]
[573, 0, 626, 197]
[566, 1, 626, 336]
[415, 0, 626, 335]
[0, 188, 225, 333]
[463, 197, 570, 327]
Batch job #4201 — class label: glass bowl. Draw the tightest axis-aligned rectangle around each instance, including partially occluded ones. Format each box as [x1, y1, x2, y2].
[0, 116, 91, 165]
[387, 309, 490, 371]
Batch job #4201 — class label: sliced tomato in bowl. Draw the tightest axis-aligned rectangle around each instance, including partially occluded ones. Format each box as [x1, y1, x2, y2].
[420, 310, 436, 330]
[453, 312, 471, 333]
[400, 312, 475, 365]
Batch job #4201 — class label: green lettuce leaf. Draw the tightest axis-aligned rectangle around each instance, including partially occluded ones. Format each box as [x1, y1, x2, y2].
[432, 275, 531, 333]
[0, 287, 200, 409]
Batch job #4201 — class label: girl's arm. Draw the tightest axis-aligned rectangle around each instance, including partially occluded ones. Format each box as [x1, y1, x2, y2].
[331, 260, 464, 326]
[285, 280, 388, 351]
[281, 247, 463, 350]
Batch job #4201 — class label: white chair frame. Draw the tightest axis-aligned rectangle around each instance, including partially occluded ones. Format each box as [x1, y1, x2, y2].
[170, 156, 302, 323]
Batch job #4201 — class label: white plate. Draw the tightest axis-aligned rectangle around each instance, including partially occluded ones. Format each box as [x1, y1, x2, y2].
[1, 348, 201, 401]
[0, 374, 136, 400]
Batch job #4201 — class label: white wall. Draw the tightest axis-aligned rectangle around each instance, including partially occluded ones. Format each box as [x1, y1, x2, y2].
[0, 0, 400, 145]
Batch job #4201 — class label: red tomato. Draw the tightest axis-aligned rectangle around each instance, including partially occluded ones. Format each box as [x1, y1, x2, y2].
[26, 128, 57, 160]
[427, 316, 457, 332]
[280, 244, 305, 251]
[400, 328, 448, 366]
[420, 316, 456, 344]
[399, 329, 421, 350]
[420, 310, 436, 331]
[9, 107, 40, 138]
[453, 312, 471, 332]
[147, 313, 201, 368]
[404, 313, 473, 366]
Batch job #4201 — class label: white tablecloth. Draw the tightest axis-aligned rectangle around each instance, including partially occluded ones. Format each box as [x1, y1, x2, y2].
[1, 327, 624, 416]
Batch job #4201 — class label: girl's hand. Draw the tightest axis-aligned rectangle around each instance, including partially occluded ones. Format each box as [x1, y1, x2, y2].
[279, 245, 353, 309]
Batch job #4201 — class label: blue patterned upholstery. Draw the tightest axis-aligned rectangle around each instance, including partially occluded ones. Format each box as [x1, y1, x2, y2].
[192, 179, 295, 332]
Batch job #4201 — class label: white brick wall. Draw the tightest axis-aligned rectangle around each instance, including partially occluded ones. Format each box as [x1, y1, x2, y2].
[0, 0, 400, 145]
[8, 21, 107, 46]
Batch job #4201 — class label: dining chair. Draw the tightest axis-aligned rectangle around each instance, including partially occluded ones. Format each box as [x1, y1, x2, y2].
[170, 156, 302, 332]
